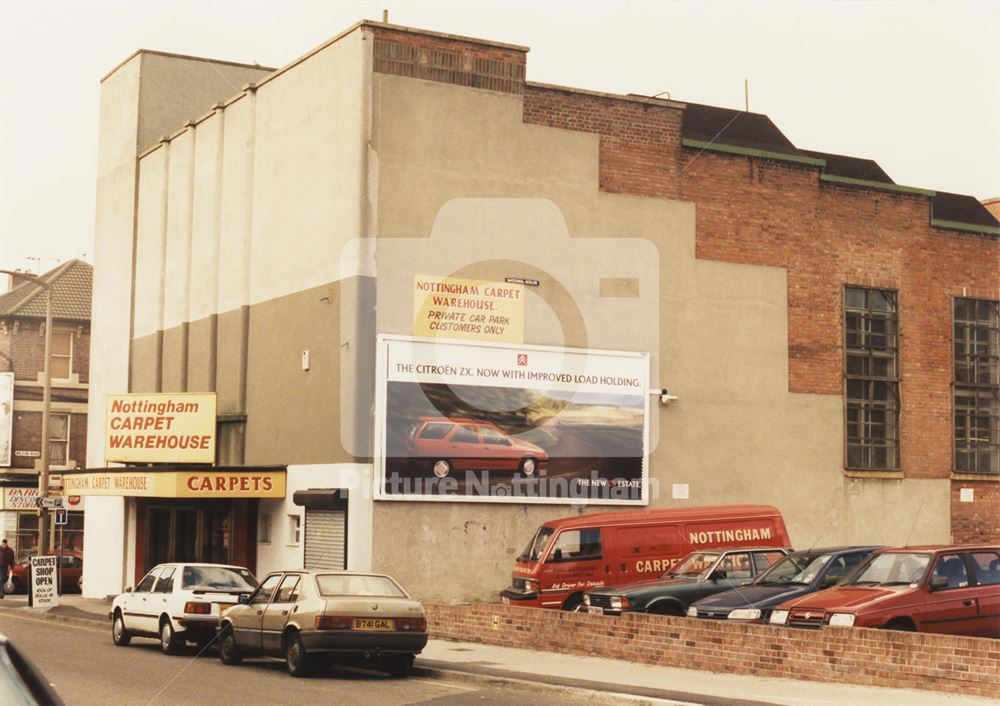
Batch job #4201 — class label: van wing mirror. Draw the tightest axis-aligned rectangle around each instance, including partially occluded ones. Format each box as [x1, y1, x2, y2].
[548, 548, 563, 563]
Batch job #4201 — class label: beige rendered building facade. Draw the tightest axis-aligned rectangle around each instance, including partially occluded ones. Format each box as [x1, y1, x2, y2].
[83, 21, 1000, 601]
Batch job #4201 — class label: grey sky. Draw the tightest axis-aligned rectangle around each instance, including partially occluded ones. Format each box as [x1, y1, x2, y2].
[2, 0, 998, 274]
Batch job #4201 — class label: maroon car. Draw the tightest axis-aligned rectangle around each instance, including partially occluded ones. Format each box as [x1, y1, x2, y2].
[769, 545, 1000, 637]
[405, 417, 549, 479]
[9, 551, 84, 594]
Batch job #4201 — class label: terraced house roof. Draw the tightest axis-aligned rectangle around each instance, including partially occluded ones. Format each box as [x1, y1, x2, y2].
[0, 259, 93, 321]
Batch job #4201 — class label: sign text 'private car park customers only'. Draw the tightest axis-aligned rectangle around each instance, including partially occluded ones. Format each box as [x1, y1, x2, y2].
[105, 393, 217, 464]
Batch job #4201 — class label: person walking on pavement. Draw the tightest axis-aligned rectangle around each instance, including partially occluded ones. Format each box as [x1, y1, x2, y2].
[0, 539, 15, 598]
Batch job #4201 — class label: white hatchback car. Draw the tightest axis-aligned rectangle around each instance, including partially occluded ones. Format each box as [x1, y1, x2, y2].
[110, 563, 258, 654]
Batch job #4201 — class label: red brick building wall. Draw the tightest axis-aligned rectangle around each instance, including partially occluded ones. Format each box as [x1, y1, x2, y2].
[952, 483, 1000, 544]
[4, 320, 90, 385]
[1, 319, 90, 471]
[10, 412, 88, 471]
[426, 603, 1000, 699]
[521, 84, 999, 535]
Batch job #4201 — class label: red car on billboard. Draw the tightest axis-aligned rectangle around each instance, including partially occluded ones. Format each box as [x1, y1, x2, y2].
[405, 417, 549, 479]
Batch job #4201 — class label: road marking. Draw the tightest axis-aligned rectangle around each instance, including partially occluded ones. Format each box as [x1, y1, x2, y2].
[410, 678, 477, 692]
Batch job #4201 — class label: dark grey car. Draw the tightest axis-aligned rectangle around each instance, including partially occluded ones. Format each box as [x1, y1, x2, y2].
[584, 547, 790, 616]
[687, 546, 883, 622]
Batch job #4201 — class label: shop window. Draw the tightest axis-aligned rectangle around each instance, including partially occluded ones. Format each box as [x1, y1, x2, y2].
[288, 514, 301, 545]
[844, 287, 899, 470]
[49, 330, 73, 381]
[49, 413, 70, 467]
[258, 513, 272, 544]
[55, 511, 84, 552]
[15, 512, 39, 562]
[954, 298, 999, 474]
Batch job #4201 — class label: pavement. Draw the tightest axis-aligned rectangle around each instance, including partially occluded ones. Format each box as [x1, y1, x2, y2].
[0, 593, 995, 706]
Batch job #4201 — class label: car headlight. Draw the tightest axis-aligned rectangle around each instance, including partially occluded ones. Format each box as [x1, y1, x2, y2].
[828, 613, 855, 627]
[525, 579, 540, 592]
[769, 609, 789, 625]
[686, 606, 698, 617]
[728, 608, 762, 621]
[583, 594, 591, 606]
[609, 596, 630, 610]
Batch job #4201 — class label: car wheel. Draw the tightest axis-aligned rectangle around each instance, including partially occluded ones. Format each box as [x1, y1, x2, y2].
[432, 460, 452, 478]
[519, 457, 537, 476]
[9, 576, 22, 594]
[218, 625, 243, 665]
[387, 654, 414, 678]
[112, 611, 132, 647]
[562, 594, 583, 612]
[884, 618, 916, 632]
[160, 618, 182, 655]
[648, 603, 683, 617]
[285, 631, 312, 677]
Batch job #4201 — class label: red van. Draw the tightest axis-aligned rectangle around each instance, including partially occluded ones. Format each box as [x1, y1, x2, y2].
[500, 504, 791, 611]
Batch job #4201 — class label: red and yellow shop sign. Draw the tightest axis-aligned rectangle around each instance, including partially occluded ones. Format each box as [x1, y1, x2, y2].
[105, 393, 217, 464]
[62, 470, 285, 499]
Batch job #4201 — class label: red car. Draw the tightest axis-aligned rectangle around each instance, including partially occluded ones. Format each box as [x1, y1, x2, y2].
[9, 550, 84, 594]
[405, 417, 549, 479]
[769, 545, 1000, 637]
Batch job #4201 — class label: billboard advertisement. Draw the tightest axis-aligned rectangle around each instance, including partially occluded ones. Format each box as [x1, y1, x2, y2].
[105, 393, 217, 464]
[375, 335, 649, 504]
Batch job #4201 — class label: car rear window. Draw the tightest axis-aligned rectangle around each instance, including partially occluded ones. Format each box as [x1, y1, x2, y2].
[971, 552, 1000, 586]
[316, 574, 406, 597]
[181, 566, 258, 591]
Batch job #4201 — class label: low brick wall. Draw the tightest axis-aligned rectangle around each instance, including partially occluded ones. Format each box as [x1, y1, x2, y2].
[425, 603, 1000, 699]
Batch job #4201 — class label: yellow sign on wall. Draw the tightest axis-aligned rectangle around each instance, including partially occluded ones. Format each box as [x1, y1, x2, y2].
[105, 393, 217, 464]
[62, 470, 285, 499]
[414, 275, 524, 343]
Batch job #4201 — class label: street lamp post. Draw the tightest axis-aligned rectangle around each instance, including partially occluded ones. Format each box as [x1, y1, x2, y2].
[1, 270, 53, 555]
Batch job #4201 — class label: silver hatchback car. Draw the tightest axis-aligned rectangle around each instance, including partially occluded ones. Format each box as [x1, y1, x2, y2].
[219, 570, 428, 677]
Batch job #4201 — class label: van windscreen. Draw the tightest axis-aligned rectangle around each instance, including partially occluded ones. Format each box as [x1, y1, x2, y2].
[519, 526, 554, 562]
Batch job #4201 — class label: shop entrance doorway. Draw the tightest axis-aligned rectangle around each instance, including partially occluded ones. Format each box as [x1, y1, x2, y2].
[134, 497, 257, 582]
[144, 502, 232, 569]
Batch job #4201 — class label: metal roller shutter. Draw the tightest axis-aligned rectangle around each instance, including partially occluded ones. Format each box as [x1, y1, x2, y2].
[304, 509, 346, 570]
